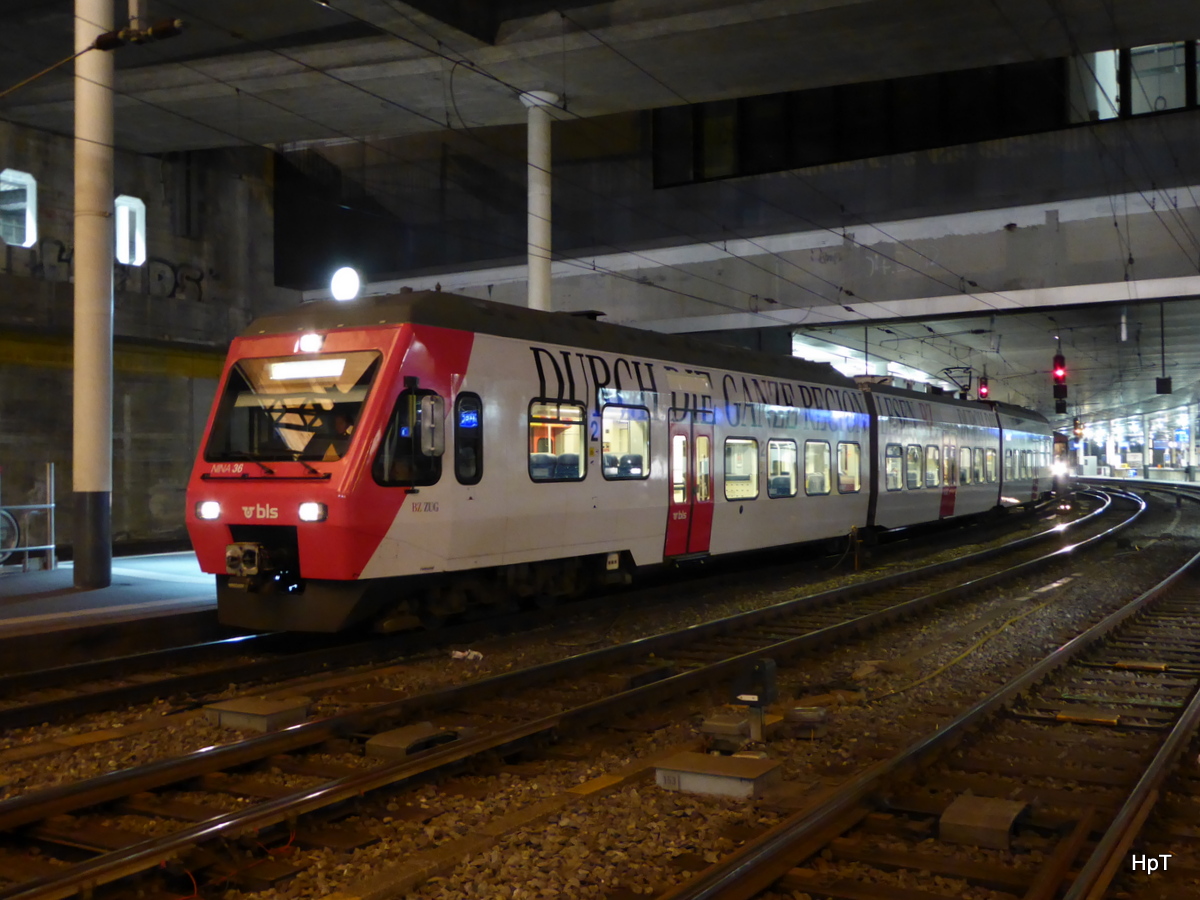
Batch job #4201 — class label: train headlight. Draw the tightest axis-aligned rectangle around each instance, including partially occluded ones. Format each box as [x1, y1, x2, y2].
[297, 332, 324, 353]
[195, 500, 221, 520]
[298, 501, 327, 522]
[1051, 461, 1068, 477]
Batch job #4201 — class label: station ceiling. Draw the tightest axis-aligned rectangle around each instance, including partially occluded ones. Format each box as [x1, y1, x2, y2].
[801, 297, 1200, 424]
[3, 0, 1198, 152]
[2, 0, 1200, 426]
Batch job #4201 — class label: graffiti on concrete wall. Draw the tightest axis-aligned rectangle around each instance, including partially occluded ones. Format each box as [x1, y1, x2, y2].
[6, 237, 205, 302]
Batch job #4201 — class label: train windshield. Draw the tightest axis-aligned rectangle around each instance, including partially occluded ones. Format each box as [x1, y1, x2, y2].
[205, 351, 382, 462]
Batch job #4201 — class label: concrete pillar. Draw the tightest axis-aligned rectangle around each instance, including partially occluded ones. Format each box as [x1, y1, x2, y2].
[1189, 402, 1197, 480]
[73, 0, 115, 588]
[520, 91, 558, 312]
[1141, 414, 1150, 479]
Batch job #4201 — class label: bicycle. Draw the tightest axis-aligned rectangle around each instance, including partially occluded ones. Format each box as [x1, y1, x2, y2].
[0, 508, 19, 566]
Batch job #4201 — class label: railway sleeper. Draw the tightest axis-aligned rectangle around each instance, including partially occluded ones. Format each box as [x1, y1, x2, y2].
[913, 774, 1123, 813]
[827, 836, 1038, 892]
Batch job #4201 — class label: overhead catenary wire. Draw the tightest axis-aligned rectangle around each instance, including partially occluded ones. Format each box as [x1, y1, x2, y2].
[0, 14, 833, 328]
[142, 1, 889, 323]
[552, 0, 1200, 415]
[554, 7, 1031, 316]
[0, 0, 1185, 410]
[1093, 0, 1200, 253]
[41, 0, 1126, 362]
[348, 0, 1043, 373]
[276, 0, 924, 319]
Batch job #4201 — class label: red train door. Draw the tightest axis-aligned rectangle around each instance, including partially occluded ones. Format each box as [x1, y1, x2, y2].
[665, 412, 714, 557]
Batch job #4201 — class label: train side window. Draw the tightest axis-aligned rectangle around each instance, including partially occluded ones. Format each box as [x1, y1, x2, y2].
[602, 405, 650, 480]
[884, 443, 902, 491]
[767, 439, 797, 498]
[905, 444, 922, 489]
[671, 434, 688, 502]
[1005, 449, 1014, 480]
[529, 400, 586, 481]
[973, 447, 984, 483]
[985, 448, 998, 483]
[454, 393, 483, 485]
[838, 442, 861, 492]
[1020, 450, 1030, 478]
[374, 383, 444, 487]
[696, 436, 712, 501]
[959, 446, 972, 485]
[805, 441, 831, 495]
[944, 445, 957, 485]
[925, 445, 941, 487]
[724, 438, 759, 500]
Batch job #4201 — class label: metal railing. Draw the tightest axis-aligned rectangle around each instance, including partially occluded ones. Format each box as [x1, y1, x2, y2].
[0, 462, 57, 572]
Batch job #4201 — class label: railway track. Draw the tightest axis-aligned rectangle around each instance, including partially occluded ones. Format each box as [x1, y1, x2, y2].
[659, 515, 1200, 900]
[0, 488, 1143, 900]
[0, 497, 1074, 732]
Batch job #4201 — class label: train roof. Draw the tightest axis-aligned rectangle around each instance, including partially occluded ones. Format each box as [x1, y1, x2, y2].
[991, 401, 1051, 427]
[858, 380, 994, 413]
[862, 383, 1050, 425]
[245, 290, 859, 388]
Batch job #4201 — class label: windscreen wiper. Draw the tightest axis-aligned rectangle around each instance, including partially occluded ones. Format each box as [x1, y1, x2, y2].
[293, 455, 321, 475]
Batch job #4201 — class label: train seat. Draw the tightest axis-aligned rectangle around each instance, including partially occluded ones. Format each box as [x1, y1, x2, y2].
[768, 475, 792, 498]
[603, 453, 619, 476]
[554, 453, 581, 479]
[529, 452, 557, 480]
[617, 453, 643, 477]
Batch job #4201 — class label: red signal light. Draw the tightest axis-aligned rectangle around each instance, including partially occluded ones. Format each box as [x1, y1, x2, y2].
[1052, 354, 1066, 385]
[978, 378, 989, 399]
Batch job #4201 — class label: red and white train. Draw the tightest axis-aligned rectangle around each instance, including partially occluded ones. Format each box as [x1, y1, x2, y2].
[186, 290, 1054, 632]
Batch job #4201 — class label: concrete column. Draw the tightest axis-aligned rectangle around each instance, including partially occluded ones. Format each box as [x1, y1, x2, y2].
[520, 91, 558, 312]
[73, 0, 115, 588]
[1141, 414, 1150, 479]
[1189, 402, 1197, 480]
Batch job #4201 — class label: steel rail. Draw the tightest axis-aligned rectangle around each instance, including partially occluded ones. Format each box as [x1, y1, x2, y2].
[0, 490, 1140, 900]
[1078, 475, 1200, 503]
[0, 500, 1066, 729]
[659, 507, 1197, 900]
[0, 492, 1122, 828]
[1063, 621, 1200, 899]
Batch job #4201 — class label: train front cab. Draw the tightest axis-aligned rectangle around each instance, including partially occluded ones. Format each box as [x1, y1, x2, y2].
[187, 318, 466, 632]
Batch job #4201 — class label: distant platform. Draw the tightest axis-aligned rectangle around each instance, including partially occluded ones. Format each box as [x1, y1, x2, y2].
[0, 552, 225, 672]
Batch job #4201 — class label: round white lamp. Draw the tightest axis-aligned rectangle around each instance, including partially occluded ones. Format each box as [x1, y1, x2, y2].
[330, 266, 361, 301]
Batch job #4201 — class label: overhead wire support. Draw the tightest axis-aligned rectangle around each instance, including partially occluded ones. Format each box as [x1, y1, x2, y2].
[0, 17, 181, 101]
